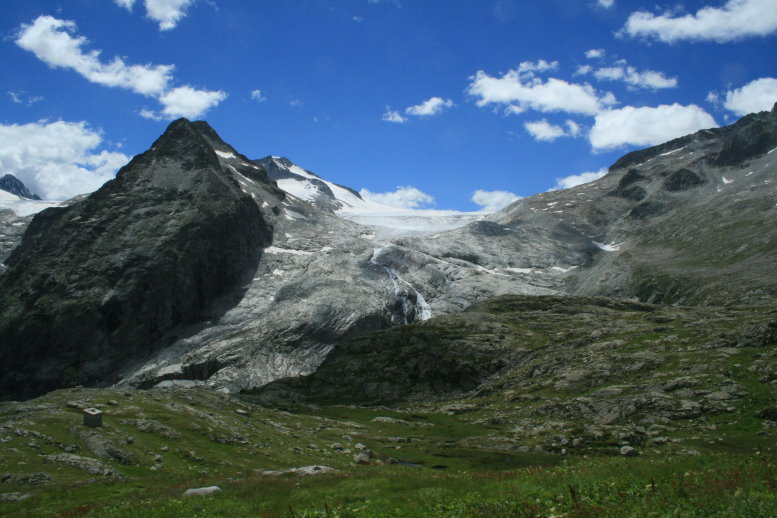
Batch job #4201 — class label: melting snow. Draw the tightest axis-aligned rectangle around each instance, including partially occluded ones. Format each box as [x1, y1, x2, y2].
[504, 267, 536, 274]
[722, 176, 733, 184]
[320, 246, 333, 252]
[659, 147, 685, 157]
[593, 241, 622, 251]
[746, 171, 754, 176]
[215, 150, 236, 159]
[265, 246, 314, 256]
[768, 147, 777, 155]
[551, 266, 578, 273]
[272, 269, 284, 276]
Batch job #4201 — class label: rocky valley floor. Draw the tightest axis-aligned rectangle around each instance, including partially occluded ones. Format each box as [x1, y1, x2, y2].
[2, 296, 776, 517]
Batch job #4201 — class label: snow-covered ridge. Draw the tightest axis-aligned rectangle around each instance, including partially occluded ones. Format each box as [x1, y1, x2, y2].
[262, 156, 486, 238]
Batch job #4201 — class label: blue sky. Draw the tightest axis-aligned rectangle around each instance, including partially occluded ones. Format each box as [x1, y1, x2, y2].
[1, 0, 776, 210]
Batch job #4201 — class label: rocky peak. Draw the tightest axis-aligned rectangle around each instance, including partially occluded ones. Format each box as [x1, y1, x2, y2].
[0, 174, 41, 200]
[0, 118, 273, 400]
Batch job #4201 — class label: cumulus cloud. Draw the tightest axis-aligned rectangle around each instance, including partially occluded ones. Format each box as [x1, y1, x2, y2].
[590, 103, 717, 150]
[592, 65, 677, 90]
[597, 0, 615, 8]
[382, 107, 407, 123]
[552, 168, 608, 190]
[585, 48, 605, 59]
[0, 120, 129, 200]
[524, 119, 583, 142]
[16, 15, 226, 119]
[116, 0, 195, 30]
[405, 97, 454, 116]
[144, 0, 195, 30]
[722, 77, 777, 115]
[359, 186, 434, 209]
[250, 89, 266, 102]
[467, 65, 616, 116]
[16, 16, 173, 96]
[471, 189, 521, 212]
[143, 86, 227, 120]
[622, 0, 777, 43]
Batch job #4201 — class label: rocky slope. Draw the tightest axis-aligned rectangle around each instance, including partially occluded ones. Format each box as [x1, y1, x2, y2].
[497, 103, 777, 306]
[257, 294, 777, 455]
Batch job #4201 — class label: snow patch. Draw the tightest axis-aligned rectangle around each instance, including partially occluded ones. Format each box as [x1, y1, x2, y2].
[215, 150, 236, 159]
[551, 265, 578, 273]
[265, 246, 314, 256]
[722, 176, 733, 184]
[659, 147, 685, 157]
[593, 241, 622, 251]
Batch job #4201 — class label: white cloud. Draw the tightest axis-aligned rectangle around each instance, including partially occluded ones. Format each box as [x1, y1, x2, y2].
[405, 97, 454, 116]
[16, 15, 226, 120]
[471, 189, 521, 212]
[250, 89, 266, 102]
[593, 65, 677, 90]
[467, 67, 616, 116]
[8, 91, 43, 106]
[151, 86, 227, 119]
[566, 119, 582, 137]
[382, 106, 407, 123]
[722, 77, 777, 115]
[585, 48, 605, 59]
[552, 168, 608, 190]
[517, 59, 558, 74]
[16, 16, 174, 97]
[289, 99, 302, 107]
[597, 0, 615, 8]
[359, 186, 434, 209]
[353, 16, 364, 22]
[114, 0, 136, 10]
[524, 119, 584, 142]
[622, 0, 777, 43]
[144, 0, 195, 31]
[524, 120, 568, 142]
[590, 103, 717, 150]
[0, 120, 129, 200]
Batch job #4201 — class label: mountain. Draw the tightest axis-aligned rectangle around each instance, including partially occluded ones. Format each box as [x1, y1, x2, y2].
[0, 174, 41, 200]
[1, 105, 776, 401]
[0, 119, 277, 399]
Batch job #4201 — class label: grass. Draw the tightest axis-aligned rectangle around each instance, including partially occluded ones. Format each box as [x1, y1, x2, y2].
[6, 452, 774, 517]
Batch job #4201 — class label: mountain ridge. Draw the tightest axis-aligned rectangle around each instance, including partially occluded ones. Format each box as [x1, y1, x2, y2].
[0, 106, 775, 400]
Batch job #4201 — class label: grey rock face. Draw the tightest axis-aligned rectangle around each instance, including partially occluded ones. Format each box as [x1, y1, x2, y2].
[0, 174, 41, 200]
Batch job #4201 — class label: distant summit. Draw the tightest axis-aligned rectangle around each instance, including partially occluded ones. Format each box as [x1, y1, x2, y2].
[0, 174, 41, 200]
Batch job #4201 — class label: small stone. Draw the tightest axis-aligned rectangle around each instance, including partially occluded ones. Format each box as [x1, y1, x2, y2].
[126, 436, 134, 445]
[329, 442, 343, 450]
[235, 409, 249, 416]
[153, 454, 163, 463]
[161, 445, 169, 452]
[183, 486, 221, 497]
[354, 443, 368, 451]
[620, 446, 639, 457]
[353, 452, 371, 465]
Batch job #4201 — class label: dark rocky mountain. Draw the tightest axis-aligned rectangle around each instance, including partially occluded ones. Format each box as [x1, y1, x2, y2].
[0, 119, 277, 399]
[0, 174, 41, 200]
[0, 105, 776, 402]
